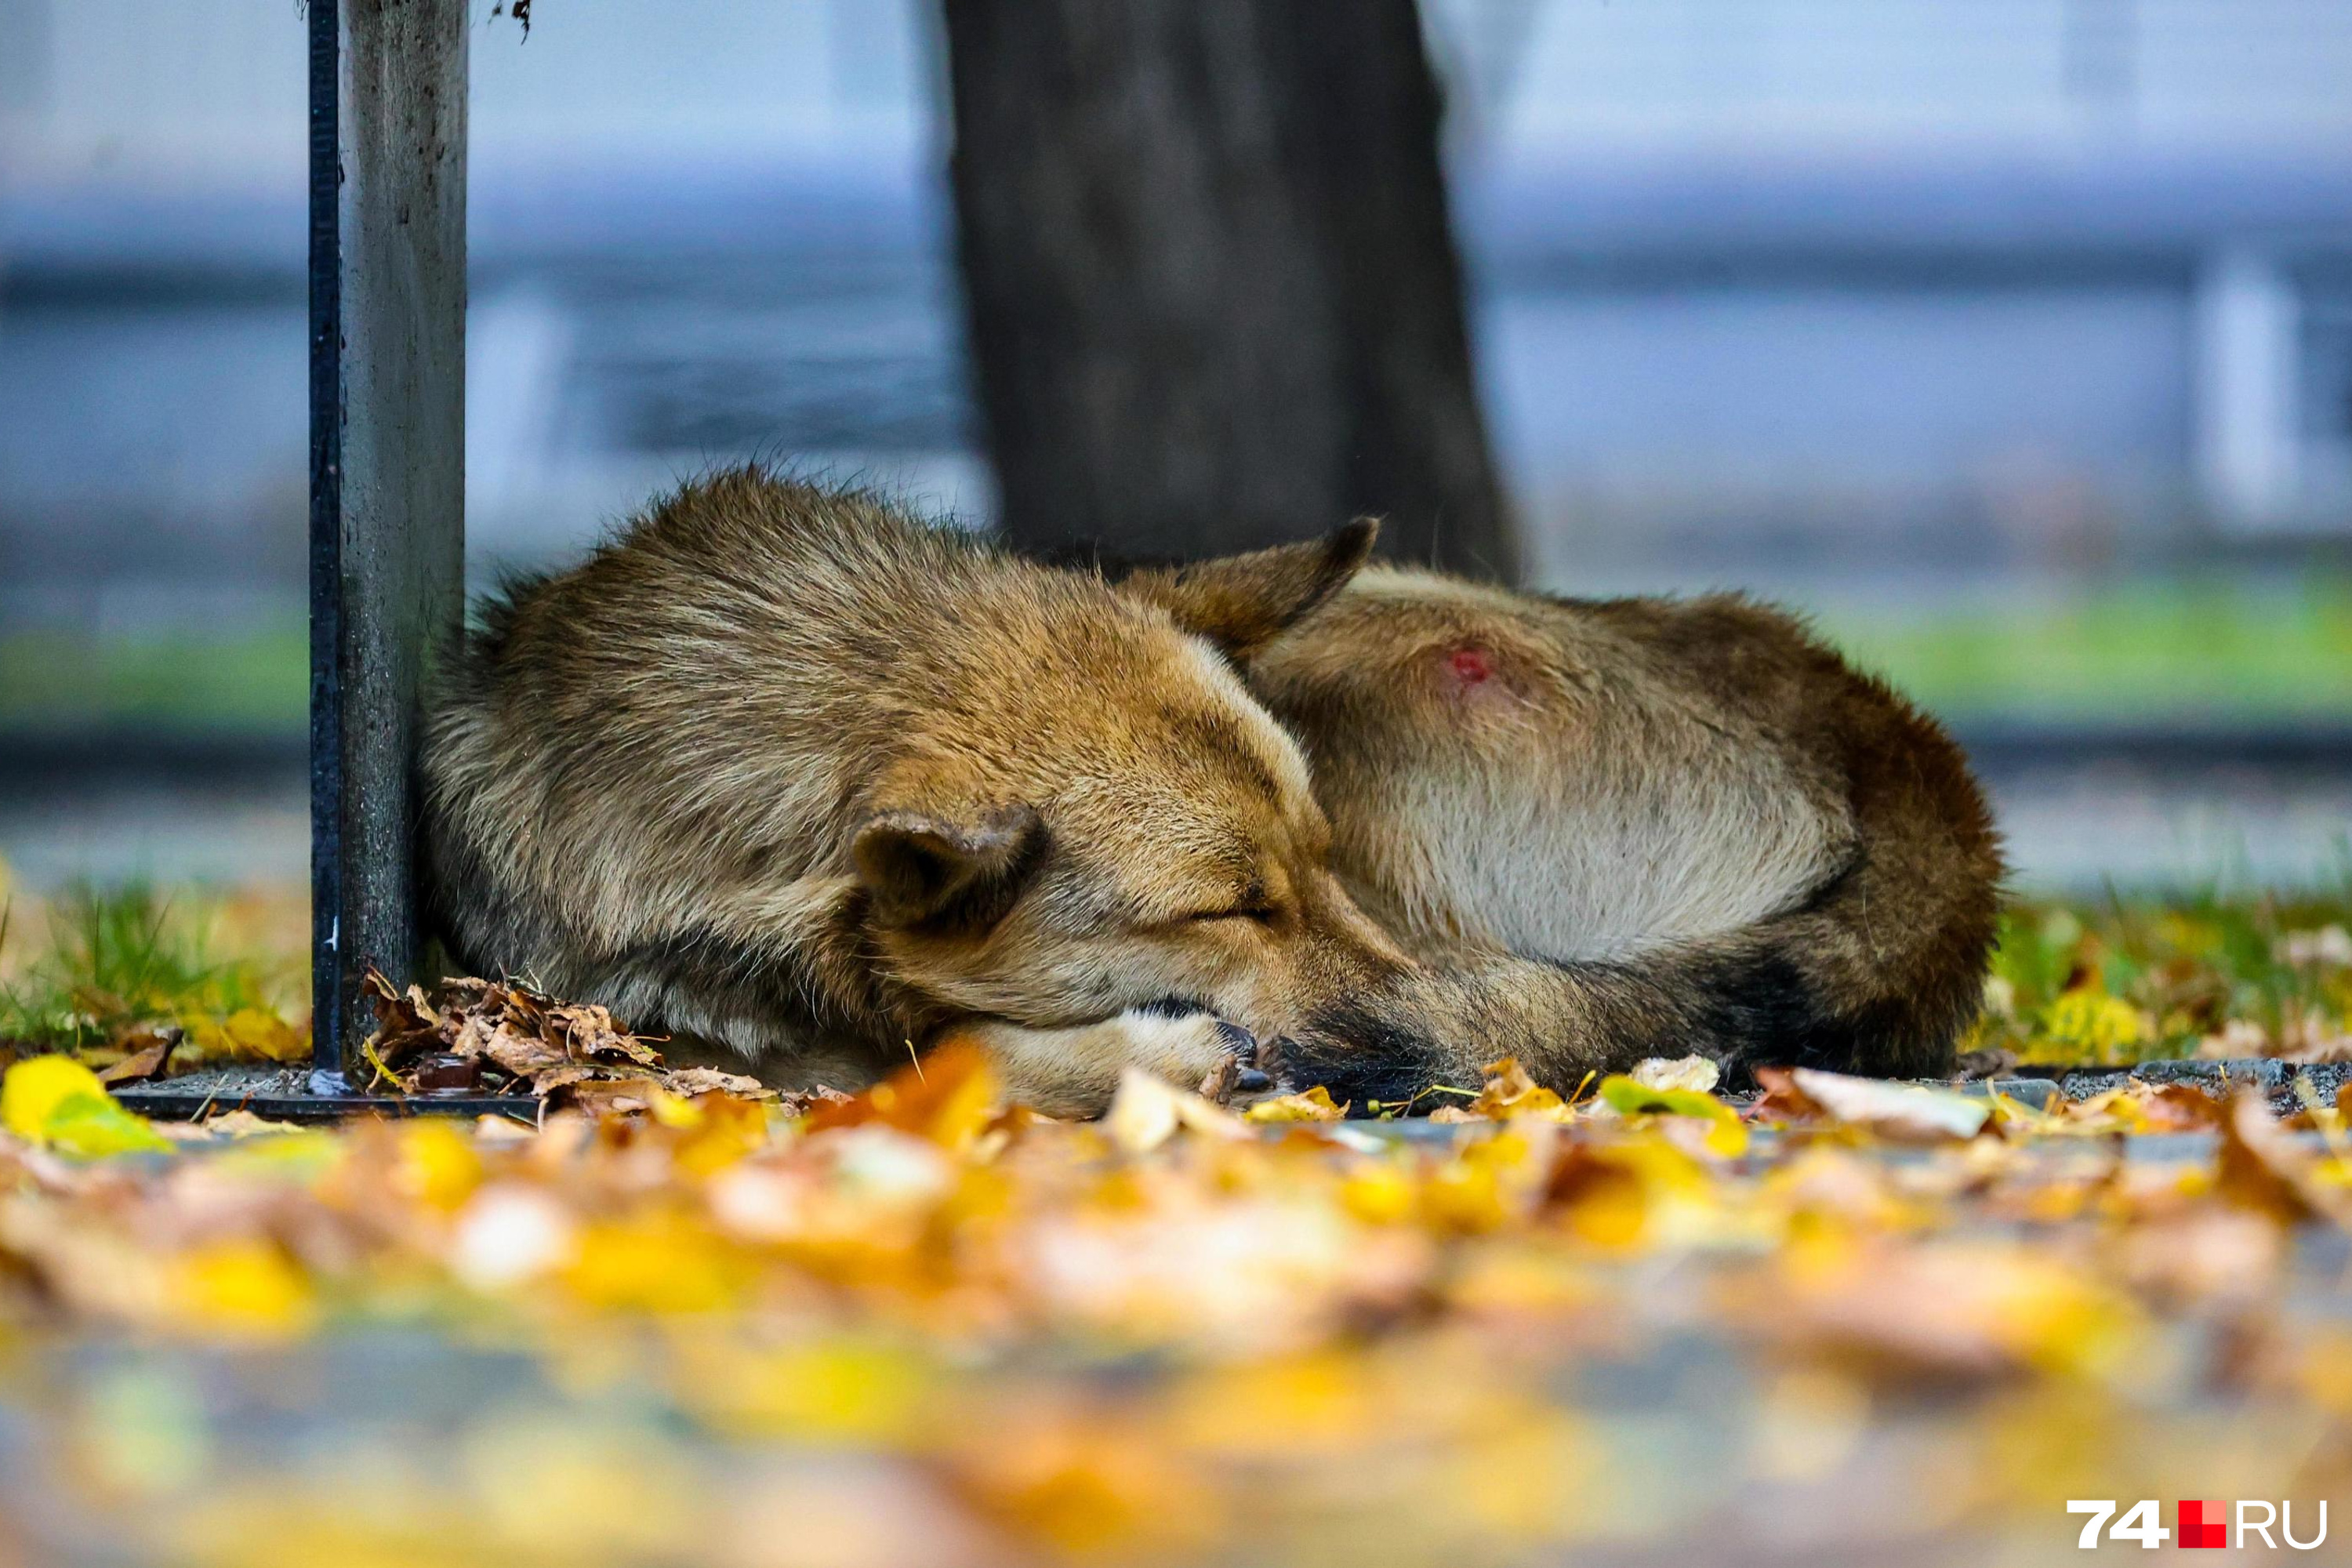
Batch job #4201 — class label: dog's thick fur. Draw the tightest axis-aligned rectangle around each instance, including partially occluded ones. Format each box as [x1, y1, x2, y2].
[1234, 568, 2002, 1106]
[423, 469, 1998, 1113]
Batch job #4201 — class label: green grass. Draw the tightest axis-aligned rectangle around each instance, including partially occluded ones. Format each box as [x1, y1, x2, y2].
[0, 885, 297, 1054]
[0, 619, 306, 731]
[1820, 575, 2352, 723]
[1981, 882, 2352, 1065]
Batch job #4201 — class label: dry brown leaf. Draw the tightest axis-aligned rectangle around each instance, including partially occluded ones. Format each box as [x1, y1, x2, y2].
[775, 1085, 854, 1119]
[2215, 1092, 2337, 1225]
[661, 1066, 775, 1101]
[95, 1032, 175, 1087]
[561, 1077, 668, 1118]
[1196, 1053, 1240, 1103]
[2129, 1083, 2227, 1131]
[362, 967, 673, 1100]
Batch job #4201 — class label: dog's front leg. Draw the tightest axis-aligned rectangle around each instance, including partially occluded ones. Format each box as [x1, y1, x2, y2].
[953, 1010, 1263, 1120]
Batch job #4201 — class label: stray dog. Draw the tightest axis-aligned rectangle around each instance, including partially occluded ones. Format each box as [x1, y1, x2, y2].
[422, 469, 1998, 1113]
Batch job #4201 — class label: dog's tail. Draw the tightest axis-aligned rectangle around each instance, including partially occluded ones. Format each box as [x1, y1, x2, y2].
[1287, 684, 2003, 1102]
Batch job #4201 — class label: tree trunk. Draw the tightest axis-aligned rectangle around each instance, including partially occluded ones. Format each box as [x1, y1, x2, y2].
[942, 0, 1516, 581]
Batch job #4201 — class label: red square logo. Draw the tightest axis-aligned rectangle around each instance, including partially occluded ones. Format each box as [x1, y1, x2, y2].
[2178, 1500, 2227, 1548]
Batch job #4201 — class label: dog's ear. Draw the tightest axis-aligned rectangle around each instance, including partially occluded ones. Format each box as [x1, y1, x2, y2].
[1120, 518, 1378, 659]
[852, 805, 1045, 930]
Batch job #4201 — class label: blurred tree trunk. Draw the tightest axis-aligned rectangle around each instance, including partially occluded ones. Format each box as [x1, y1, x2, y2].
[942, 0, 1516, 581]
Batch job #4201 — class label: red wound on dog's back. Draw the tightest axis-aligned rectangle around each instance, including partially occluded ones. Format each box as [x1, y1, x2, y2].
[1445, 647, 1494, 687]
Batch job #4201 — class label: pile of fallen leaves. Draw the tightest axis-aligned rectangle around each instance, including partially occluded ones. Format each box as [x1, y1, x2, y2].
[358, 968, 778, 1111]
[5, 1032, 2352, 1566]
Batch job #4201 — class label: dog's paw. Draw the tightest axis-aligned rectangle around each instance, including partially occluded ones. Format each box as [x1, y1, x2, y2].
[1106, 1007, 1268, 1096]
[960, 1007, 1263, 1117]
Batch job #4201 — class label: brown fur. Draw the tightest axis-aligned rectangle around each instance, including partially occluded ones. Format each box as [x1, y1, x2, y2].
[1240, 569, 2003, 1105]
[421, 467, 1999, 1115]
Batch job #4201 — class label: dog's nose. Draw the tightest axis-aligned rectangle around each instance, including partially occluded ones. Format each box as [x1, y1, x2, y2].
[1211, 1022, 1273, 1093]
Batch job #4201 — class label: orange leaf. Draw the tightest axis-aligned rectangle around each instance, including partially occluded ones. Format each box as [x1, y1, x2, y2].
[805, 1038, 999, 1149]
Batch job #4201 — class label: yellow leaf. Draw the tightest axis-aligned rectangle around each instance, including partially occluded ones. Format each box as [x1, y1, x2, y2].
[1597, 1074, 1749, 1154]
[683, 1338, 930, 1443]
[2, 1054, 172, 1156]
[672, 1093, 774, 1178]
[1242, 1084, 1347, 1123]
[393, 1120, 483, 1212]
[564, 1216, 748, 1313]
[179, 1007, 307, 1066]
[221, 1007, 307, 1062]
[172, 1240, 316, 1338]
[1339, 1161, 1416, 1225]
[2038, 986, 2146, 1064]
[1461, 1058, 1572, 1121]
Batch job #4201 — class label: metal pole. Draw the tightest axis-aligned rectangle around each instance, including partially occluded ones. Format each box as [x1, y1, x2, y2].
[309, 0, 469, 1093]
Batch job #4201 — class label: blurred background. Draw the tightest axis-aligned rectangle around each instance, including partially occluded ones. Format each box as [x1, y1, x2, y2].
[2, 0, 2349, 893]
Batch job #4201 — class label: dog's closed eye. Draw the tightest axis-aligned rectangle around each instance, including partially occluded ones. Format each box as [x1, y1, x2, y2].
[1181, 878, 1276, 925]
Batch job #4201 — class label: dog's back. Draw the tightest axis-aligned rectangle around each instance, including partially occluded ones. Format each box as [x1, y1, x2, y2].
[1248, 568, 2002, 1083]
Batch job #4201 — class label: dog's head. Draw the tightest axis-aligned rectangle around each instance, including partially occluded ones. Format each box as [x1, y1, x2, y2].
[847, 521, 1415, 1072]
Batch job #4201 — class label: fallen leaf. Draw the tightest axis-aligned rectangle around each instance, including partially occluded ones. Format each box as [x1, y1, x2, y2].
[362, 967, 671, 1099]
[2, 1054, 172, 1157]
[199, 1109, 307, 1139]
[1753, 1238, 2142, 1384]
[1595, 1076, 1748, 1156]
[1107, 1068, 1247, 1152]
[775, 1085, 855, 1119]
[1763, 1068, 1991, 1143]
[1457, 1058, 1569, 1122]
[806, 1040, 999, 1149]
[1630, 1055, 1720, 1094]
[1196, 1053, 1240, 1102]
[2216, 1092, 2336, 1225]
[2038, 986, 2147, 1064]
[1242, 1085, 1348, 1123]
[96, 1033, 175, 1087]
[662, 1066, 776, 1101]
